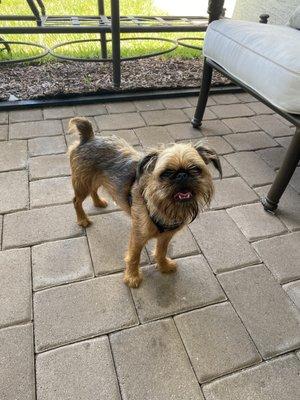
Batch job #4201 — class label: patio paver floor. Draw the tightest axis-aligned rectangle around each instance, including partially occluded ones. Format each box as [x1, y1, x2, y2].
[0, 93, 299, 400]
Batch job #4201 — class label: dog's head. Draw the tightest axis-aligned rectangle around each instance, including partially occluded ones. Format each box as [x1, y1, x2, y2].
[137, 142, 222, 223]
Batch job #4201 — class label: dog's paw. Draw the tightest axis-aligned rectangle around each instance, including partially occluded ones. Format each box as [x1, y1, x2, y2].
[123, 271, 143, 288]
[94, 198, 108, 208]
[158, 258, 177, 273]
[77, 218, 92, 228]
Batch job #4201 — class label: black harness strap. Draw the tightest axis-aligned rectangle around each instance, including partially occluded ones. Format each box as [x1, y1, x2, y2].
[127, 190, 182, 233]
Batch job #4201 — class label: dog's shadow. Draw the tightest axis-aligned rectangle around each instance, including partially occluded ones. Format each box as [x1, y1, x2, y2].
[142, 265, 183, 309]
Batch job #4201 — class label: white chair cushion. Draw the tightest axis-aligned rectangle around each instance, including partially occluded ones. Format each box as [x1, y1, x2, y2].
[204, 20, 300, 114]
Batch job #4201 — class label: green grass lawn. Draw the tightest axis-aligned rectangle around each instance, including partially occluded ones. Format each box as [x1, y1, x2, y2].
[0, 0, 204, 61]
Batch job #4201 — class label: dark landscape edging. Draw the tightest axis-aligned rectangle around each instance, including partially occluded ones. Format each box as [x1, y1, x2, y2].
[0, 85, 242, 110]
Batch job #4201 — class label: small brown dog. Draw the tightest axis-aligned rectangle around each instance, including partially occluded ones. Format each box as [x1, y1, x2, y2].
[68, 117, 222, 288]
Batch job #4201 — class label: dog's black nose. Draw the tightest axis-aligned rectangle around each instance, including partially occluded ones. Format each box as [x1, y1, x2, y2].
[175, 171, 188, 182]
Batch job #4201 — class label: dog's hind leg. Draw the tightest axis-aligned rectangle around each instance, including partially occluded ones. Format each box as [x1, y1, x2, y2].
[72, 180, 91, 227]
[91, 178, 108, 208]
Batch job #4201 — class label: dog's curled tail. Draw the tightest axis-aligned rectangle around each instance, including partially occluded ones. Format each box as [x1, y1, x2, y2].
[68, 117, 94, 144]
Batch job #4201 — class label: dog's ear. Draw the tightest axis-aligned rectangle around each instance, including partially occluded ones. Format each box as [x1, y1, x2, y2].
[136, 151, 159, 180]
[194, 142, 222, 178]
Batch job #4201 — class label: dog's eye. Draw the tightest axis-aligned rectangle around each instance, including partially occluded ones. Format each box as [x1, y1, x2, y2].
[189, 166, 202, 175]
[160, 169, 175, 179]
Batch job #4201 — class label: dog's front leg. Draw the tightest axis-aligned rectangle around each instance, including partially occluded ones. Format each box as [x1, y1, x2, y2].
[155, 232, 177, 273]
[124, 230, 146, 288]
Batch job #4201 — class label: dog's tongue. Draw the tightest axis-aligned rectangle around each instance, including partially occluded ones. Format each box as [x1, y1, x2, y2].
[174, 191, 192, 201]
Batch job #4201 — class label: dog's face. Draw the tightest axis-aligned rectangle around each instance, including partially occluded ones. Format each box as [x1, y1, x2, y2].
[137, 142, 222, 223]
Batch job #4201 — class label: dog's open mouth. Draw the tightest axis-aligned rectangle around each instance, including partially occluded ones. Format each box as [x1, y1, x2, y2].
[174, 191, 193, 202]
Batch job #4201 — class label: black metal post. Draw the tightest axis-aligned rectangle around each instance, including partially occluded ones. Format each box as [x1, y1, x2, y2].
[207, 0, 225, 23]
[262, 127, 300, 212]
[26, 0, 42, 26]
[191, 0, 225, 127]
[259, 14, 270, 24]
[111, 0, 121, 87]
[98, 0, 107, 59]
[191, 59, 213, 127]
[36, 0, 46, 16]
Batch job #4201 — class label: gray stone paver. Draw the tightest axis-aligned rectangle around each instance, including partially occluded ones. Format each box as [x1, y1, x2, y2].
[0, 124, 8, 140]
[202, 354, 300, 400]
[211, 93, 240, 104]
[225, 151, 276, 186]
[218, 265, 300, 358]
[225, 131, 277, 151]
[134, 99, 164, 111]
[235, 92, 257, 103]
[43, 106, 74, 120]
[9, 108, 43, 123]
[95, 112, 145, 130]
[283, 280, 300, 310]
[134, 125, 173, 147]
[9, 119, 63, 139]
[227, 203, 287, 241]
[34, 273, 138, 352]
[210, 176, 258, 209]
[250, 114, 294, 137]
[131, 255, 226, 322]
[30, 176, 73, 208]
[275, 135, 292, 148]
[290, 167, 300, 193]
[28, 135, 66, 157]
[36, 336, 121, 400]
[200, 119, 232, 136]
[74, 103, 107, 116]
[256, 146, 286, 169]
[190, 210, 259, 273]
[210, 103, 255, 119]
[186, 96, 216, 106]
[161, 97, 191, 109]
[0, 111, 8, 124]
[0, 324, 35, 400]
[0, 215, 2, 250]
[174, 302, 261, 383]
[32, 237, 93, 290]
[2, 203, 83, 249]
[222, 116, 260, 132]
[247, 101, 274, 114]
[253, 232, 300, 284]
[203, 135, 234, 154]
[141, 109, 189, 125]
[166, 122, 203, 141]
[29, 153, 70, 180]
[0, 170, 28, 213]
[0, 248, 31, 328]
[86, 212, 148, 275]
[106, 101, 136, 114]
[0, 140, 27, 172]
[1, 95, 299, 399]
[110, 319, 204, 400]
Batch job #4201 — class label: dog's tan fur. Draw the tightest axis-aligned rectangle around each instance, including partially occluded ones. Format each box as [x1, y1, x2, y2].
[68, 117, 221, 287]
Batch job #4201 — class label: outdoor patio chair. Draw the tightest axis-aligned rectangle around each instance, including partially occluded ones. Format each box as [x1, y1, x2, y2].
[192, 0, 300, 213]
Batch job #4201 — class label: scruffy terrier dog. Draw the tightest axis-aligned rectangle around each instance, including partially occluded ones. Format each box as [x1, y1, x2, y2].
[68, 117, 222, 288]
